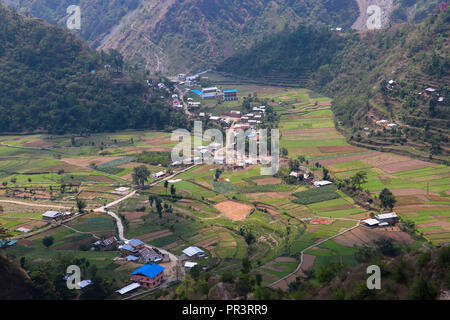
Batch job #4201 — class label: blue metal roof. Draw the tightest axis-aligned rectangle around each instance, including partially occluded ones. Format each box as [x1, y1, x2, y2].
[223, 90, 237, 93]
[131, 264, 165, 279]
[192, 89, 202, 96]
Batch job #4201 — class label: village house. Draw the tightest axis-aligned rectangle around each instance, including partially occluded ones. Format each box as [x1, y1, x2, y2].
[101, 236, 118, 250]
[139, 247, 163, 263]
[184, 261, 198, 272]
[130, 264, 165, 289]
[314, 180, 333, 188]
[152, 171, 167, 179]
[375, 212, 399, 226]
[182, 246, 206, 259]
[116, 282, 141, 296]
[128, 239, 145, 250]
[223, 89, 238, 101]
[42, 210, 62, 221]
[362, 218, 380, 228]
[119, 244, 138, 256]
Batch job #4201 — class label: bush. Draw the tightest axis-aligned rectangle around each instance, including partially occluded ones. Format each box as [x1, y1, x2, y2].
[42, 236, 54, 248]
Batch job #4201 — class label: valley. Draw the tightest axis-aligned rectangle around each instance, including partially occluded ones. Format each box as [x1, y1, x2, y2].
[1, 74, 448, 299]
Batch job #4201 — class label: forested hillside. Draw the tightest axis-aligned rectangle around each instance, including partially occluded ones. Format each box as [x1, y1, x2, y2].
[218, 6, 449, 161]
[0, 4, 186, 134]
[1, 0, 360, 73]
[1, 0, 140, 48]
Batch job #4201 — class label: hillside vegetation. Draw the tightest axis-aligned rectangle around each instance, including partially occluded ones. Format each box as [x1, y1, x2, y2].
[0, 4, 186, 134]
[1, 0, 361, 73]
[218, 6, 449, 162]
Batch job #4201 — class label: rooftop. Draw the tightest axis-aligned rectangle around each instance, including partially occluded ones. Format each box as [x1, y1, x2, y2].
[127, 239, 145, 248]
[131, 264, 165, 279]
[183, 246, 205, 257]
[116, 283, 141, 295]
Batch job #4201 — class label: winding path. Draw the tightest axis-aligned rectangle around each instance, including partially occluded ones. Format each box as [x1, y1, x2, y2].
[269, 221, 361, 290]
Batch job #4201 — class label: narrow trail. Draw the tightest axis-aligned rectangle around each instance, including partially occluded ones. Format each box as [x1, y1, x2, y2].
[61, 224, 101, 240]
[0, 200, 71, 209]
[269, 221, 361, 290]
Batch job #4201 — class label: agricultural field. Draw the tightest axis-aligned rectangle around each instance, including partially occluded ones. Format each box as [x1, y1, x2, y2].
[0, 83, 447, 296]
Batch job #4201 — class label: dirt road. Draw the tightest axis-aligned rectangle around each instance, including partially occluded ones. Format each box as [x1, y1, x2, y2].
[270, 221, 361, 290]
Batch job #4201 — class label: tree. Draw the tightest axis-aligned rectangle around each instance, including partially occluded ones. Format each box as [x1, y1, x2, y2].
[379, 188, 396, 210]
[170, 184, 176, 198]
[409, 276, 438, 300]
[281, 147, 288, 158]
[42, 236, 54, 247]
[156, 199, 163, 219]
[190, 265, 201, 281]
[132, 165, 151, 187]
[164, 181, 169, 194]
[149, 195, 155, 207]
[241, 257, 252, 274]
[76, 197, 87, 214]
[350, 171, 367, 190]
[214, 169, 222, 181]
[322, 167, 330, 180]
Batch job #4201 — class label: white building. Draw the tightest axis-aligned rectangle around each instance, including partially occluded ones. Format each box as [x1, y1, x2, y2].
[42, 210, 62, 221]
[313, 180, 333, 188]
[182, 246, 205, 258]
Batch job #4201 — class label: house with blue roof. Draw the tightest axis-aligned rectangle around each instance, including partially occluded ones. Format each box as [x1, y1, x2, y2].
[130, 264, 165, 289]
[223, 89, 238, 101]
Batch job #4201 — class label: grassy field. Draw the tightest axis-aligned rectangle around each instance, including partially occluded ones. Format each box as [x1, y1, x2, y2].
[0, 81, 447, 295]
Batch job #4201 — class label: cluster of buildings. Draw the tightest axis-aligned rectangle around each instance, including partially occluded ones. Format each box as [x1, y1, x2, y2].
[369, 115, 398, 129]
[119, 239, 164, 263]
[116, 245, 207, 295]
[288, 169, 332, 187]
[42, 210, 74, 222]
[116, 264, 166, 295]
[172, 94, 183, 109]
[362, 212, 399, 228]
[191, 87, 238, 101]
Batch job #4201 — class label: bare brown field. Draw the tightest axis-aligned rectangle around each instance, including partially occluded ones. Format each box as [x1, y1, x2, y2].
[319, 151, 381, 166]
[390, 188, 438, 196]
[382, 160, 434, 173]
[254, 177, 281, 185]
[318, 145, 366, 154]
[284, 127, 335, 136]
[62, 157, 121, 167]
[122, 211, 148, 221]
[22, 139, 57, 148]
[394, 195, 427, 206]
[140, 135, 173, 146]
[333, 227, 414, 247]
[214, 200, 253, 221]
[87, 175, 116, 183]
[247, 192, 290, 201]
[274, 257, 297, 263]
[17, 220, 46, 230]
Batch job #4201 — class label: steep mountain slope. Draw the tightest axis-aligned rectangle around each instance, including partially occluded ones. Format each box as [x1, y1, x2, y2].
[1, 0, 361, 73]
[218, 6, 449, 162]
[0, 3, 183, 134]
